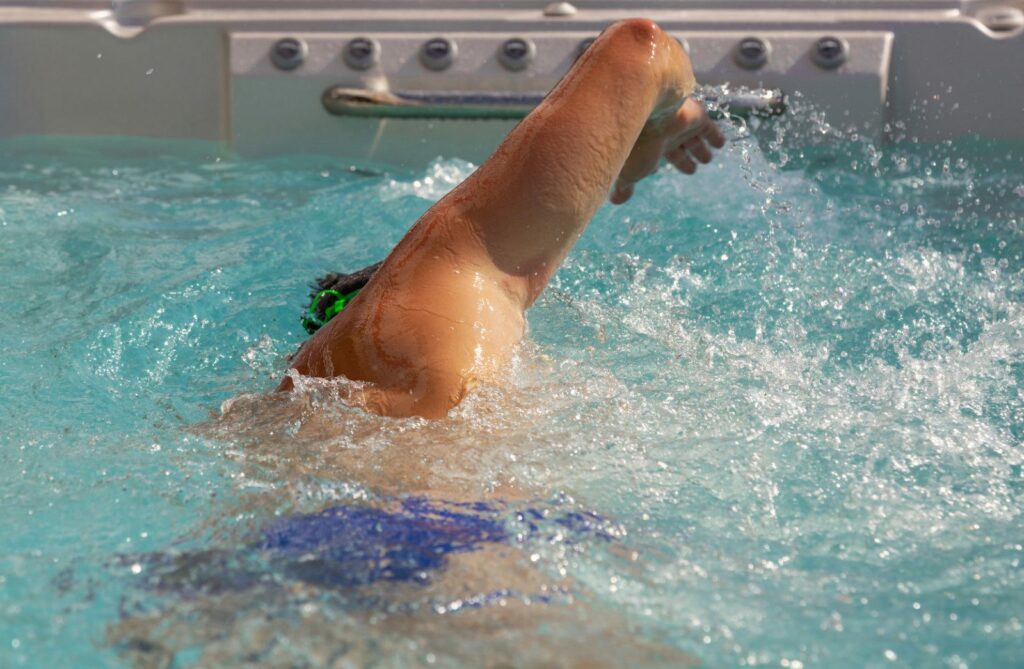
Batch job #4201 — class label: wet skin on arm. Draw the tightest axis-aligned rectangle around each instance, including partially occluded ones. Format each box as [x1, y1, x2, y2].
[281, 18, 726, 418]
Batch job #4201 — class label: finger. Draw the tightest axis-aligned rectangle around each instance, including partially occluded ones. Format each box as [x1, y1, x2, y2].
[684, 137, 713, 164]
[610, 181, 635, 204]
[675, 97, 707, 130]
[703, 121, 726, 149]
[666, 147, 697, 175]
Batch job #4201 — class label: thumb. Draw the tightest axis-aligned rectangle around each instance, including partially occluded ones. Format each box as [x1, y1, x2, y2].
[610, 180, 635, 204]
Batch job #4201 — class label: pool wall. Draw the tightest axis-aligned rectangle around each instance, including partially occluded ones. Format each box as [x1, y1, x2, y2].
[0, 0, 1021, 164]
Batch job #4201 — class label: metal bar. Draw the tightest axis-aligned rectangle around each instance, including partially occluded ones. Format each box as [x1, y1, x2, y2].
[322, 87, 786, 121]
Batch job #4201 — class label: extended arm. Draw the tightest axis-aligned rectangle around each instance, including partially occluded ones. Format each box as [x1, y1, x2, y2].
[441, 19, 724, 306]
[282, 19, 724, 417]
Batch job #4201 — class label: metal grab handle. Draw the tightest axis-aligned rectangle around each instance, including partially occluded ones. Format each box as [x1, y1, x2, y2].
[322, 87, 786, 121]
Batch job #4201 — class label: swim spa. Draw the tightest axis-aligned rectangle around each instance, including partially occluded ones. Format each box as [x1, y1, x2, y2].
[1, 0, 1022, 159]
[2, 2, 1024, 669]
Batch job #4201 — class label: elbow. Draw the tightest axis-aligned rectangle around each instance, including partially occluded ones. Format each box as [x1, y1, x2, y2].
[599, 19, 694, 98]
[586, 19, 665, 83]
[607, 18, 663, 45]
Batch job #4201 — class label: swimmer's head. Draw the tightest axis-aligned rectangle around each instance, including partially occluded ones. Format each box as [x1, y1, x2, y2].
[302, 260, 383, 334]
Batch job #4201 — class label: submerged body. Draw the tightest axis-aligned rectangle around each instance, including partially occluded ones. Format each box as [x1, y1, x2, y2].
[281, 19, 724, 417]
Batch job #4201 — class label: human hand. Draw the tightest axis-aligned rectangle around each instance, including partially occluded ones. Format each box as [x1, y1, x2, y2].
[610, 97, 726, 204]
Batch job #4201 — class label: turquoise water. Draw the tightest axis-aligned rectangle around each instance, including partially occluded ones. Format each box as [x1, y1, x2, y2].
[1, 122, 1022, 668]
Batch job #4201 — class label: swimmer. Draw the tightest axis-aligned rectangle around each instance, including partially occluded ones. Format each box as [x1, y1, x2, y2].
[280, 18, 725, 418]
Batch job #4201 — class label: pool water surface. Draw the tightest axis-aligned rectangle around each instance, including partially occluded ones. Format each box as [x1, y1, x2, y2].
[1, 117, 1023, 668]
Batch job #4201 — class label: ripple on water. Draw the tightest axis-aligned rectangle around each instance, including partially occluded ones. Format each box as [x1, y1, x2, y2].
[0, 120, 1022, 668]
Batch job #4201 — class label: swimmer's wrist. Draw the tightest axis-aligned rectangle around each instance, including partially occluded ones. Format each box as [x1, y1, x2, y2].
[649, 38, 696, 123]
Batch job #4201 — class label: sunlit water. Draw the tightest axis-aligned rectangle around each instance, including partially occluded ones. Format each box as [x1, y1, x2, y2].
[1, 112, 1023, 668]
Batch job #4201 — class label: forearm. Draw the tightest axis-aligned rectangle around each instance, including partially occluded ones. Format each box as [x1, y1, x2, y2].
[451, 19, 694, 303]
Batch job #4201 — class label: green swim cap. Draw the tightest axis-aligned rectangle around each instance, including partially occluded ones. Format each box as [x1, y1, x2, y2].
[302, 287, 361, 334]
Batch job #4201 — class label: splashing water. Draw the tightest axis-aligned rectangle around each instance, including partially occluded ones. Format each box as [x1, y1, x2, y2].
[1, 102, 1023, 669]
